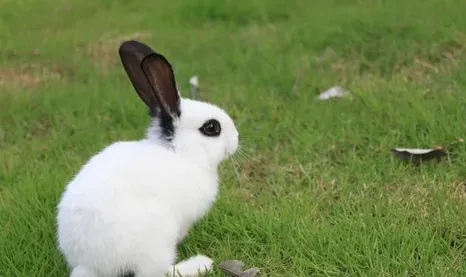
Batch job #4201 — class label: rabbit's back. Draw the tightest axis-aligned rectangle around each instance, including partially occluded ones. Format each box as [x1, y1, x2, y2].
[57, 140, 218, 275]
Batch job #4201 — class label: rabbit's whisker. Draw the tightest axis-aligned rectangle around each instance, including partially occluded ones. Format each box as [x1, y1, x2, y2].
[230, 156, 243, 185]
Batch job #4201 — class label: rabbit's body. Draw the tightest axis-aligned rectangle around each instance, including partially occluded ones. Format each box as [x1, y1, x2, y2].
[58, 139, 217, 277]
[56, 41, 239, 277]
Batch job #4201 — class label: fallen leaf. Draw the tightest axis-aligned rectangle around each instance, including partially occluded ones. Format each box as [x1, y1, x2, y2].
[219, 260, 244, 273]
[317, 86, 350, 100]
[218, 260, 260, 277]
[391, 147, 447, 162]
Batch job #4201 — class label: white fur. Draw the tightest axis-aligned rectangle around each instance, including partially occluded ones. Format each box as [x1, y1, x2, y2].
[57, 98, 238, 277]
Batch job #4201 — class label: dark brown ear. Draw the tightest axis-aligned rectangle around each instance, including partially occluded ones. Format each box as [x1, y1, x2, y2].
[119, 40, 181, 118]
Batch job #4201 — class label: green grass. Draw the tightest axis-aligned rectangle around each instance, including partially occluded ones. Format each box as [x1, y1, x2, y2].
[1, 0, 466, 276]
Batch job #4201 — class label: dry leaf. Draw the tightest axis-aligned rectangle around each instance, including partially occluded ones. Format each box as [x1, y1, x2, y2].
[218, 260, 260, 277]
[391, 147, 447, 162]
[317, 86, 350, 100]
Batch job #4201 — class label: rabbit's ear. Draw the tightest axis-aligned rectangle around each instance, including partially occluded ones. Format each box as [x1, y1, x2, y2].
[119, 40, 181, 119]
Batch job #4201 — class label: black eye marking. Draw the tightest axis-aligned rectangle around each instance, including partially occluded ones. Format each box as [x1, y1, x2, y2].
[199, 119, 221, 137]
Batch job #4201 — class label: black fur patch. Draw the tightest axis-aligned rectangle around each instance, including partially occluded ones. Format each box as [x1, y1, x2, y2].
[149, 108, 175, 141]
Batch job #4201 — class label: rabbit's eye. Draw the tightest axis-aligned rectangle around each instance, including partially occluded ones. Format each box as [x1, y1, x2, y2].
[199, 119, 221, 137]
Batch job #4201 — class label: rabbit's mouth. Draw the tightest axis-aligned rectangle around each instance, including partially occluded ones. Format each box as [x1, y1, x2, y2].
[225, 148, 235, 159]
[226, 133, 239, 158]
[225, 143, 239, 159]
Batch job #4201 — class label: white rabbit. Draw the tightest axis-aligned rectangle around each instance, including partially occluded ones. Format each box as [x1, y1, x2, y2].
[56, 40, 239, 277]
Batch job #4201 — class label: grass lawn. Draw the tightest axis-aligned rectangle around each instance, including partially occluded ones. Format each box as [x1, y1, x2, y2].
[2, 0, 466, 276]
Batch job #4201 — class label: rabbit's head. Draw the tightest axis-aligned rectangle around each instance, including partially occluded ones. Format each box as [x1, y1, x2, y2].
[119, 40, 238, 168]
